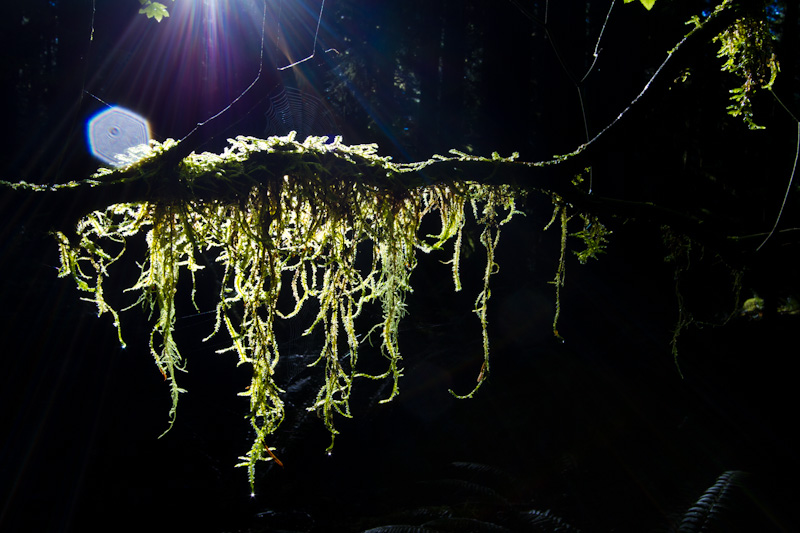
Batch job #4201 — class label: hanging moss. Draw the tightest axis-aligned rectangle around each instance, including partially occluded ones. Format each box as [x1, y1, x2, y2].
[47, 133, 535, 492]
[713, 13, 780, 129]
[0, 132, 629, 492]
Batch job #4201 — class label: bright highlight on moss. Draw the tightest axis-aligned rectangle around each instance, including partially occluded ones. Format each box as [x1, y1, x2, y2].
[52, 133, 525, 491]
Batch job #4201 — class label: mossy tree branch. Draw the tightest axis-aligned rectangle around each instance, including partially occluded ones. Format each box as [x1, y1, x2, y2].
[0, 1, 750, 250]
[1, 0, 791, 494]
[0, 133, 765, 257]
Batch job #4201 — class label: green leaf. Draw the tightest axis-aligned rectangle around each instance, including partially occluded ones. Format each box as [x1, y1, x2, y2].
[624, 0, 657, 9]
[139, 2, 170, 22]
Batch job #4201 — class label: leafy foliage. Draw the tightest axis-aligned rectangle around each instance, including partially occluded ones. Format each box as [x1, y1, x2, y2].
[138, 0, 172, 23]
[679, 471, 747, 532]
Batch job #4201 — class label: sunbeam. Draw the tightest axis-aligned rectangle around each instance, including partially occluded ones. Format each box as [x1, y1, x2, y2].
[86, 0, 274, 143]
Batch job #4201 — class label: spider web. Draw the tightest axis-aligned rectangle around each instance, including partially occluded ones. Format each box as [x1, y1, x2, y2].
[173, 0, 341, 148]
[264, 85, 338, 139]
[263, 0, 339, 139]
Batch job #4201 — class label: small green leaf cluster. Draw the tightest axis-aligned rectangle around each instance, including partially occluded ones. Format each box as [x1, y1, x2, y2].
[624, 0, 657, 11]
[138, 0, 173, 23]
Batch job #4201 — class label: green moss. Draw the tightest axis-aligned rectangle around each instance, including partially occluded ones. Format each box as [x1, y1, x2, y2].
[52, 133, 532, 492]
[713, 14, 779, 129]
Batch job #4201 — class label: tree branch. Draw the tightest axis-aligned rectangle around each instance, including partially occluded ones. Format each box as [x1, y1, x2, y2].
[0, 1, 763, 257]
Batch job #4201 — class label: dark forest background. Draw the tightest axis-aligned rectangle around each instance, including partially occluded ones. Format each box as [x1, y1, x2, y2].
[1, 1, 799, 531]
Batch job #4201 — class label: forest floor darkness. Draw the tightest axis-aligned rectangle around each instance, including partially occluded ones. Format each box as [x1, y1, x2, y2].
[1, 193, 798, 532]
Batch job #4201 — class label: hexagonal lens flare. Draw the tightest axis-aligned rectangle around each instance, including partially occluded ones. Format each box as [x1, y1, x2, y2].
[87, 107, 151, 166]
